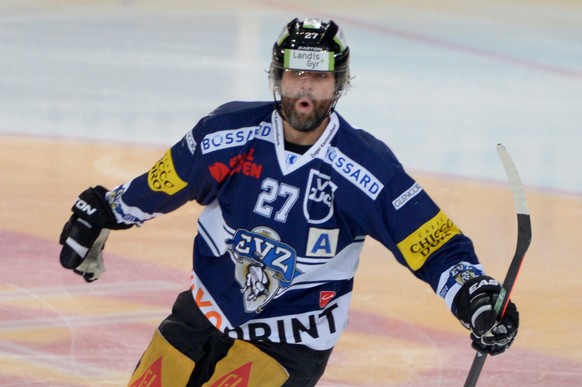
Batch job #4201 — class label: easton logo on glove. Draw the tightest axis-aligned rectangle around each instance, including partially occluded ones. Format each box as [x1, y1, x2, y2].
[468, 278, 500, 295]
[453, 275, 519, 356]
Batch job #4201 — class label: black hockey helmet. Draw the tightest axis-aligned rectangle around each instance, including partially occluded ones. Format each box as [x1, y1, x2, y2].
[269, 18, 351, 98]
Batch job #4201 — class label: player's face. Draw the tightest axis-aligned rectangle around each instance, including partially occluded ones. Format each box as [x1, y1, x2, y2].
[279, 70, 336, 132]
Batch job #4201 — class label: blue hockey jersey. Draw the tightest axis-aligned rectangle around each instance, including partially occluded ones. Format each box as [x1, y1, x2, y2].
[107, 101, 484, 350]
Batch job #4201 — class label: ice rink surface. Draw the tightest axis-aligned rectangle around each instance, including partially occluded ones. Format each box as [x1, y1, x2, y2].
[0, 0, 581, 385]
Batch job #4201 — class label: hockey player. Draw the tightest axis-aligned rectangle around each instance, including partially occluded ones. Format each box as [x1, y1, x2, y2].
[59, 18, 519, 386]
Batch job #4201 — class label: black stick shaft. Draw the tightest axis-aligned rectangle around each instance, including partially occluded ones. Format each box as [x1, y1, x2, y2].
[463, 145, 532, 387]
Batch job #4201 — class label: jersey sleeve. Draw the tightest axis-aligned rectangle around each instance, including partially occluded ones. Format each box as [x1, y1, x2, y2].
[363, 163, 485, 312]
[105, 117, 223, 226]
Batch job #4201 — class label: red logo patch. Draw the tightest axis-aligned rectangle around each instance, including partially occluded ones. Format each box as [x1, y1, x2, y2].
[208, 148, 263, 183]
[210, 361, 252, 387]
[319, 291, 336, 308]
[130, 356, 162, 387]
[209, 162, 231, 182]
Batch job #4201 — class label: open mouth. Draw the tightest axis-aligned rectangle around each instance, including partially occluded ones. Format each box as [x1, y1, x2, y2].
[295, 97, 313, 113]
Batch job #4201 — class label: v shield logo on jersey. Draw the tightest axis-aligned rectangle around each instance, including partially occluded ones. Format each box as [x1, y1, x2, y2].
[304, 169, 337, 224]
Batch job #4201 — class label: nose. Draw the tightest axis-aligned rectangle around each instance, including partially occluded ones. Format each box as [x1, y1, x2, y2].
[297, 75, 313, 92]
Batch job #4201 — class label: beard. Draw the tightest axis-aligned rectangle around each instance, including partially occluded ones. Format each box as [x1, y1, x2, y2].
[280, 96, 333, 132]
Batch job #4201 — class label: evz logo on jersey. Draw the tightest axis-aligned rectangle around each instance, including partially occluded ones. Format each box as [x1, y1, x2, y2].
[227, 227, 301, 313]
[304, 169, 337, 224]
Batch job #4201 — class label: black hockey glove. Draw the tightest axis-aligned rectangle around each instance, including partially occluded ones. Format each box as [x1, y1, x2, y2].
[59, 186, 131, 282]
[453, 275, 519, 356]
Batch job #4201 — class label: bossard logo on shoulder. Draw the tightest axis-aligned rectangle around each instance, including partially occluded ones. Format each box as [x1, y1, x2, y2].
[201, 124, 271, 154]
[324, 146, 383, 200]
[227, 227, 301, 313]
[304, 169, 337, 224]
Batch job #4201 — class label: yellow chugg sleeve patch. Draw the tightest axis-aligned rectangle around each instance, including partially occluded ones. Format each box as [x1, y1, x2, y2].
[397, 210, 461, 271]
[147, 149, 188, 195]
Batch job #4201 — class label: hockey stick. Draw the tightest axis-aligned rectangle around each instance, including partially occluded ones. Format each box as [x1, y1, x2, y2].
[463, 144, 532, 387]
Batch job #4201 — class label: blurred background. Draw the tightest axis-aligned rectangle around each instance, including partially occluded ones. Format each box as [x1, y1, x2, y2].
[2, 0, 581, 192]
[1, 0, 580, 385]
